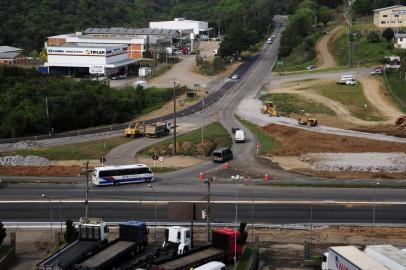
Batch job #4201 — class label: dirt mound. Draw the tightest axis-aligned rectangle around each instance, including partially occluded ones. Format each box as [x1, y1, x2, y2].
[263, 124, 406, 156]
[0, 166, 82, 176]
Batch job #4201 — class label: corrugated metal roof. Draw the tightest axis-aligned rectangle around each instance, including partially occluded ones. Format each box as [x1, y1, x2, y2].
[373, 5, 404, 12]
[83, 27, 179, 36]
[0, 46, 22, 53]
[0, 52, 20, 59]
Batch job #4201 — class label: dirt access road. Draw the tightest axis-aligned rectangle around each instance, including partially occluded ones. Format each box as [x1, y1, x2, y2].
[315, 26, 342, 68]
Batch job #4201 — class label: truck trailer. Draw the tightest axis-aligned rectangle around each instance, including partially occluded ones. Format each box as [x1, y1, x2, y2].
[75, 221, 148, 270]
[364, 245, 406, 270]
[322, 246, 388, 270]
[37, 218, 109, 270]
[124, 121, 171, 138]
[152, 228, 243, 270]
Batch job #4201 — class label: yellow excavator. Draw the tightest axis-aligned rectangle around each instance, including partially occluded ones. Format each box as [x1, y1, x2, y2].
[298, 113, 318, 126]
[124, 122, 145, 137]
[260, 101, 279, 117]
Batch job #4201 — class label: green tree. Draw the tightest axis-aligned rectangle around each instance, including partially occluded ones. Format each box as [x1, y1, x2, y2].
[367, 31, 381, 43]
[318, 6, 333, 26]
[382, 28, 394, 42]
[0, 222, 6, 245]
[64, 220, 78, 244]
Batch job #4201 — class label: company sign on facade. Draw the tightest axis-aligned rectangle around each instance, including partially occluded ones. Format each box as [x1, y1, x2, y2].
[89, 65, 105, 74]
[47, 46, 127, 57]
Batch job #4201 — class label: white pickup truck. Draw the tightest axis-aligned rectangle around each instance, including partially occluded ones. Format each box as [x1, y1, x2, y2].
[336, 75, 357, 85]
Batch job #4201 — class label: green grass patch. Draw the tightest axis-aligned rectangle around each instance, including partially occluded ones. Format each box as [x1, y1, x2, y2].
[384, 71, 406, 113]
[330, 28, 397, 66]
[139, 122, 231, 157]
[0, 245, 11, 258]
[1, 137, 132, 160]
[314, 81, 383, 121]
[261, 93, 335, 116]
[236, 247, 253, 270]
[237, 117, 280, 154]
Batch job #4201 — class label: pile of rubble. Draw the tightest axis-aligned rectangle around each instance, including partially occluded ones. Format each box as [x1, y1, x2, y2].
[0, 155, 51, 167]
[0, 140, 42, 152]
[301, 152, 406, 173]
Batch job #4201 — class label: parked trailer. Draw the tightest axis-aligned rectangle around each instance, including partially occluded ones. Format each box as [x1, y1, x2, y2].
[75, 221, 148, 270]
[152, 228, 243, 270]
[37, 218, 108, 270]
[364, 244, 406, 270]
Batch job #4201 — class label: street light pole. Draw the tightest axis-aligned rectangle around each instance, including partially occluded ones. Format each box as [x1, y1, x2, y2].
[169, 80, 177, 155]
[148, 184, 157, 242]
[42, 194, 53, 249]
[204, 177, 212, 243]
[234, 184, 242, 270]
[84, 160, 89, 219]
[201, 97, 205, 143]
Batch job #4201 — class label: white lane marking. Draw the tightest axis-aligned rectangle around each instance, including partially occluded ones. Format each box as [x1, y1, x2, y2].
[0, 200, 405, 205]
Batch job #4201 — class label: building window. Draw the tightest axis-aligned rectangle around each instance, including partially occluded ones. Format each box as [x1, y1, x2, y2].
[383, 15, 388, 17]
[395, 15, 399, 17]
[381, 21, 386, 24]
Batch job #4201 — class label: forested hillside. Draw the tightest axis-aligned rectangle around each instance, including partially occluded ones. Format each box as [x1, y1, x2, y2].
[1, 0, 306, 54]
[351, 0, 406, 16]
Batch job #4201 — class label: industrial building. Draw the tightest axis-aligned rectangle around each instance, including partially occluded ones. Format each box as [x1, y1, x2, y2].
[45, 44, 133, 76]
[0, 46, 26, 65]
[374, 5, 406, 28]
[150, 18, 210, 38]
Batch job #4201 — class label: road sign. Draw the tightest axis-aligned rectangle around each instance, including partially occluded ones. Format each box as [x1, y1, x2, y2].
[159, 156, 164, 162]
[256, 143, 260, 149]
[89, 65, 105, 74]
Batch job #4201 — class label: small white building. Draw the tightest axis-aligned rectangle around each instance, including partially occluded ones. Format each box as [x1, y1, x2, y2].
[394, 33, 406, 49]
[374, 5, 406, 28]
[149, 18, 209, 36]
[45, 44, 136, 76]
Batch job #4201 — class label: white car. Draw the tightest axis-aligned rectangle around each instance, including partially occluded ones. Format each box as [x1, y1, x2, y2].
[231, 74, 239, 80]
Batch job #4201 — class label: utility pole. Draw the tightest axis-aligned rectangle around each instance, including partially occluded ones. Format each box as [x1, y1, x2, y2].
[169, 80, 178, 155]
[45, 97, 50, 133]
[85, 160, 89, 219]
[201, 97, 205, 143]
[348, 22, 352, 68]
[204, 177, 212, 243]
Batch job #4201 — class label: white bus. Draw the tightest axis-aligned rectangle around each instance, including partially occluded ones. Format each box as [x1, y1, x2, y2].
[92, 164, 154, 186]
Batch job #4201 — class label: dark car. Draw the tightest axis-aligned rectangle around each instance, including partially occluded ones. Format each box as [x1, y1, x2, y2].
[231, 127, 241, 134]
[212, 148, 233, 163]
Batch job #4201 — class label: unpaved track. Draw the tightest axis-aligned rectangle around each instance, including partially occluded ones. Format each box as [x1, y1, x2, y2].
[315, 26, 342, 68]
[358, 76, 402, 122]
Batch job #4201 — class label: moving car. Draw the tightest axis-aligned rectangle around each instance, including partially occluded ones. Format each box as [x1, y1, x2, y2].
[212, 148, 233, 163]
[231, 74, 239, 80]
[234, 130, 245, 143]
[306, 65, 316, 70]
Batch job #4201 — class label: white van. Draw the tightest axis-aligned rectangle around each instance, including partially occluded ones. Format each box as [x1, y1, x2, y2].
[341, 74, 355, 81]
[235, 129, 245, 143]
[194, 261, 226, 270]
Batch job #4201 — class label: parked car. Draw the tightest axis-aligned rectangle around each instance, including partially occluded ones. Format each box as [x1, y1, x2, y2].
[371, 67, 383, 75]
[231, 74, 239, 80]
[307, 65, 316, 70]
[212, 148, 233, 163]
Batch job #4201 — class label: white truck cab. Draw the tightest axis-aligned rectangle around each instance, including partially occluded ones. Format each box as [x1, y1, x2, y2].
[78, 217, 109, 242]
[235, 130, 245, 143]
[163, 226, 192, 254]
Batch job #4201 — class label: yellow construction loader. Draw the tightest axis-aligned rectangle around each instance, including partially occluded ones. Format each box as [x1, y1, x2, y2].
[260, 101, 279, 117]
[298, 113, 318, 126]
[124, 122, 145, 137]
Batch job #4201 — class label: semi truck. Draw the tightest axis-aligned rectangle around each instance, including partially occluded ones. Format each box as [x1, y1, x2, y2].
[152, 228, 243, 270]
[75, 221, 148, 270]
[124, 121, 171, 138]
[321, 246, 388, 270]
[37, 218, 109, 270]
[162, 226, 192, 255]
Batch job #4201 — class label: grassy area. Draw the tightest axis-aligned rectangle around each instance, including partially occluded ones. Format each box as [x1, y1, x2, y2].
[330, 26, 397, 66]
[237, 117, 280, 154]
[314, 81, 383, 121]
[1, 137, 131, 160]
[139, 122, 231, 157]
[261, 93, 335, 116]
[236, 247, 253, 270]
[384, 71, 406, 113]
[274, 44, 317, 72]
[0, 245, 11, 258]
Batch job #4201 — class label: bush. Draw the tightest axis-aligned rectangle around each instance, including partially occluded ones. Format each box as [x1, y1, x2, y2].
[0, 222, 6, 245]
[64, 220, 78, 244]
[382, 28, 394, 42]
[367, 31, 380, 43]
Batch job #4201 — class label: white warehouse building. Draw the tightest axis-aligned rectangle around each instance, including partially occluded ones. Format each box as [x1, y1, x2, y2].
[149, 18, 209, 36]
[45, 44, 135, 76]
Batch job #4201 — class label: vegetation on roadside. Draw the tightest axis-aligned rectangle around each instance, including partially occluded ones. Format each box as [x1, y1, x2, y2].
[314, 81, 383, 121]
[0, 222, 6, 245]
[261, 93, 335, 116]
[237, 117, 280, 154]
[384, 71, 406, 113]
[139, 122, 231, 157]
[195, 54, 225, 76]
[1, 137, 131, 160]
[0, 66, 187, 138]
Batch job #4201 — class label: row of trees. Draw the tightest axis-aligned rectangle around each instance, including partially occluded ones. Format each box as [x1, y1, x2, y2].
[0, 66, 181, 138]
[279, 0, 339, 57]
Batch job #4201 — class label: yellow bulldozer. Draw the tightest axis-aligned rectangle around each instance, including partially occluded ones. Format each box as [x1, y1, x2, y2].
[124, 122, 145, 137]
[298, 113, 318, 127]
[260, 101, 279, 117]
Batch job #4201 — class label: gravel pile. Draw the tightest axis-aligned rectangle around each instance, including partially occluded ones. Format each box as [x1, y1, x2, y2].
[301, 152, 406, 173]
[0, 140, 42, 152]
[0, 155, 51, 167]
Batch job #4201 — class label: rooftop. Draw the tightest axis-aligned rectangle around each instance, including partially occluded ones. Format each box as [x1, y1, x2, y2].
[373, 5, 405, 12]
[0, 46, 22, 54]
[47, 43, 127, 49]
[83, 27, 179, 35]
[0, 52, 21, 59]
[330, 246, 388, 270]
[366, 245, 406, 268]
